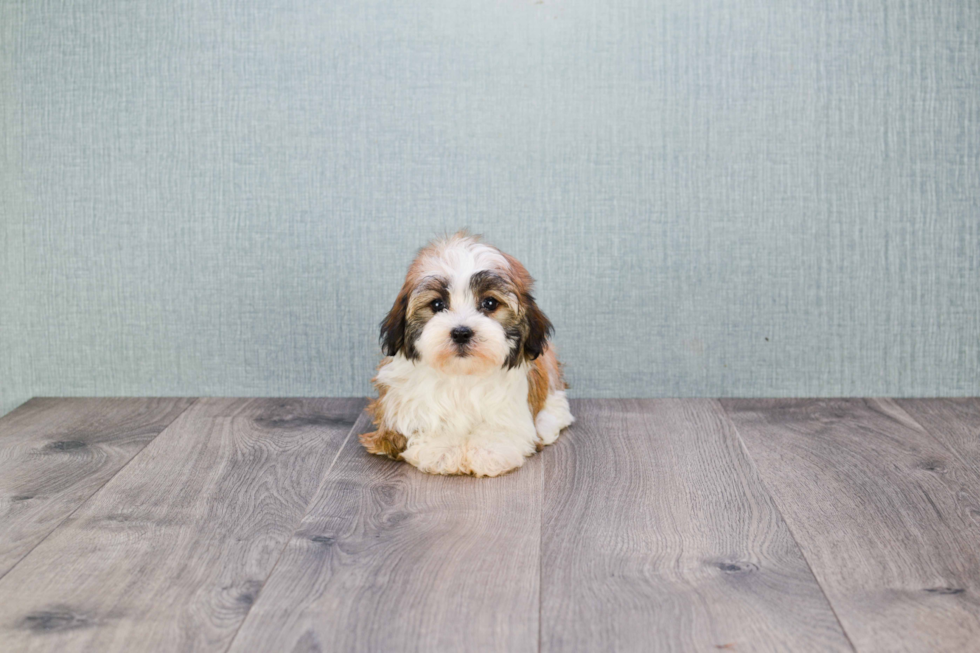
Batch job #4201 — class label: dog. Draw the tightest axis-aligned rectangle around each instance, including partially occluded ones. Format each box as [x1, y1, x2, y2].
[361, 232, 574, 477]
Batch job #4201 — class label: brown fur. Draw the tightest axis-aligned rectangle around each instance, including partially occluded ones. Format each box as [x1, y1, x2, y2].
[527, 345, 566, 451]
[379, 283, 412, 357]
[498, 250, 553, 365]
[526, 353, 551, 419]
[359, 426, 407, 460]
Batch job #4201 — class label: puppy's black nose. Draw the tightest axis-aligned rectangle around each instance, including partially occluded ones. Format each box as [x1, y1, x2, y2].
[450, 326, 474, 344]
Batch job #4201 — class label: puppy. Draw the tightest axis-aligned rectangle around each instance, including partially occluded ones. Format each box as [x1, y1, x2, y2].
[361, 232, 574, 477]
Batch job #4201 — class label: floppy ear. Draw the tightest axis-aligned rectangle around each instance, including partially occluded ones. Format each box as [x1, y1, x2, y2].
[379, 286, 410, 357]
[522, 293, 553, 361]
[498, 250, 554, 364]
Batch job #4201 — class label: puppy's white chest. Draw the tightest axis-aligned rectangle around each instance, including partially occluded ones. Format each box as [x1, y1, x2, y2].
[377, 356, 533, 442]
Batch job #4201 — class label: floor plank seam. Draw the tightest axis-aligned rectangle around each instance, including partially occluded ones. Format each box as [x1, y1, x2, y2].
[0, 398, 200, 585]
[537, 443, 545, 653]
[220, 408, 372, 653]
[715, 400, 860, 653]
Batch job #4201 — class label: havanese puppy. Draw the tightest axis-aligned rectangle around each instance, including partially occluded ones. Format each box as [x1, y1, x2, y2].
[361, 232, 574, 477]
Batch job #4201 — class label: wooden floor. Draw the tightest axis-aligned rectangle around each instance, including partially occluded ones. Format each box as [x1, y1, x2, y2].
[0, 398, 978, 652]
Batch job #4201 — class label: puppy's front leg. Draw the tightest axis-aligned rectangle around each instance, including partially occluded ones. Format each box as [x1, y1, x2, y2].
[465, 428, 537, 478]
[401, 435, 469, 476]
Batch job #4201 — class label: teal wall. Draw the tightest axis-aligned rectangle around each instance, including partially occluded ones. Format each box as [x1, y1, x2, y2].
[2, 0, 979, 416]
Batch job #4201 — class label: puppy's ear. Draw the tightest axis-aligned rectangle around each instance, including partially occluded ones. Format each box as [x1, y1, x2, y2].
[522, 294, 553, 361]
[379, 286, 410, 357]
[499, 250, 553, 364]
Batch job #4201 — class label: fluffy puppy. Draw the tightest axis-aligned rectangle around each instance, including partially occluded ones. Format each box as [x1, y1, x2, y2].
[361, 232, 574, 477]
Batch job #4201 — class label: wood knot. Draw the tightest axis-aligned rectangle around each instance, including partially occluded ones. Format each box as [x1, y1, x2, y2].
[45, 440, 87, 452]
[714, 560, 759, 574]
[21, 607, 92, 632]
[236, 592, 256, 605]
[917, 459, 947, 474]
[372, 483, 399, 503]
[233, 580, 263, 607]
[383, 511, 411, 528]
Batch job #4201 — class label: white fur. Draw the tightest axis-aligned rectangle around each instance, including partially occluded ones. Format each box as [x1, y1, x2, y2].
[376, 355, 529, 476]
[376, 355, 573, 477]
[416, 239, 510, 287]
[534, 390, 574, 446]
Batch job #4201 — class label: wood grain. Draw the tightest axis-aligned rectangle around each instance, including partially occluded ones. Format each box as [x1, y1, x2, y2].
[0, 397, 364, 652]
[722, 398, 980, 652]
[227, 416, 542, 653]
[0, 397, 194, 579]
[896, 398, 980, 477]
[540, 399, 852, 652]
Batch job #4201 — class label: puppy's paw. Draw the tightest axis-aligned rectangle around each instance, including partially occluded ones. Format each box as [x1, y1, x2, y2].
[466, 443, 529, 478]
[402, 443, 468, 475]
[535, 390, 574, 447]
[359, 429, 407, 460]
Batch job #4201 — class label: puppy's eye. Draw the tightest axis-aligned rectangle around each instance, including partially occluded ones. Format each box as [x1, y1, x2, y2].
[480, 297, 499, 312]
[431, 299, 446, 312]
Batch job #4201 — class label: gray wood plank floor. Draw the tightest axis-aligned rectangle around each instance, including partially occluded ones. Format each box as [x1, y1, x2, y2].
[0, 398, 194, 579]
[541, 399, 851, 652]
[722, 398, 980, 652]
[0, 398, 364, 652]
[0, 397, 977, 652]
[897, 398, 980, 478]
[228, 412, 541, 653]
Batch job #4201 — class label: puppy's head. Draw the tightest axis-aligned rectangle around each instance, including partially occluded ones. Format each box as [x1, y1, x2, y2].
[380, 232, 552, 375]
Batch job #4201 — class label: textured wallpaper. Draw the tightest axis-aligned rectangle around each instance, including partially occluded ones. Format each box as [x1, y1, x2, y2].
[2, 0, 979, 416]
